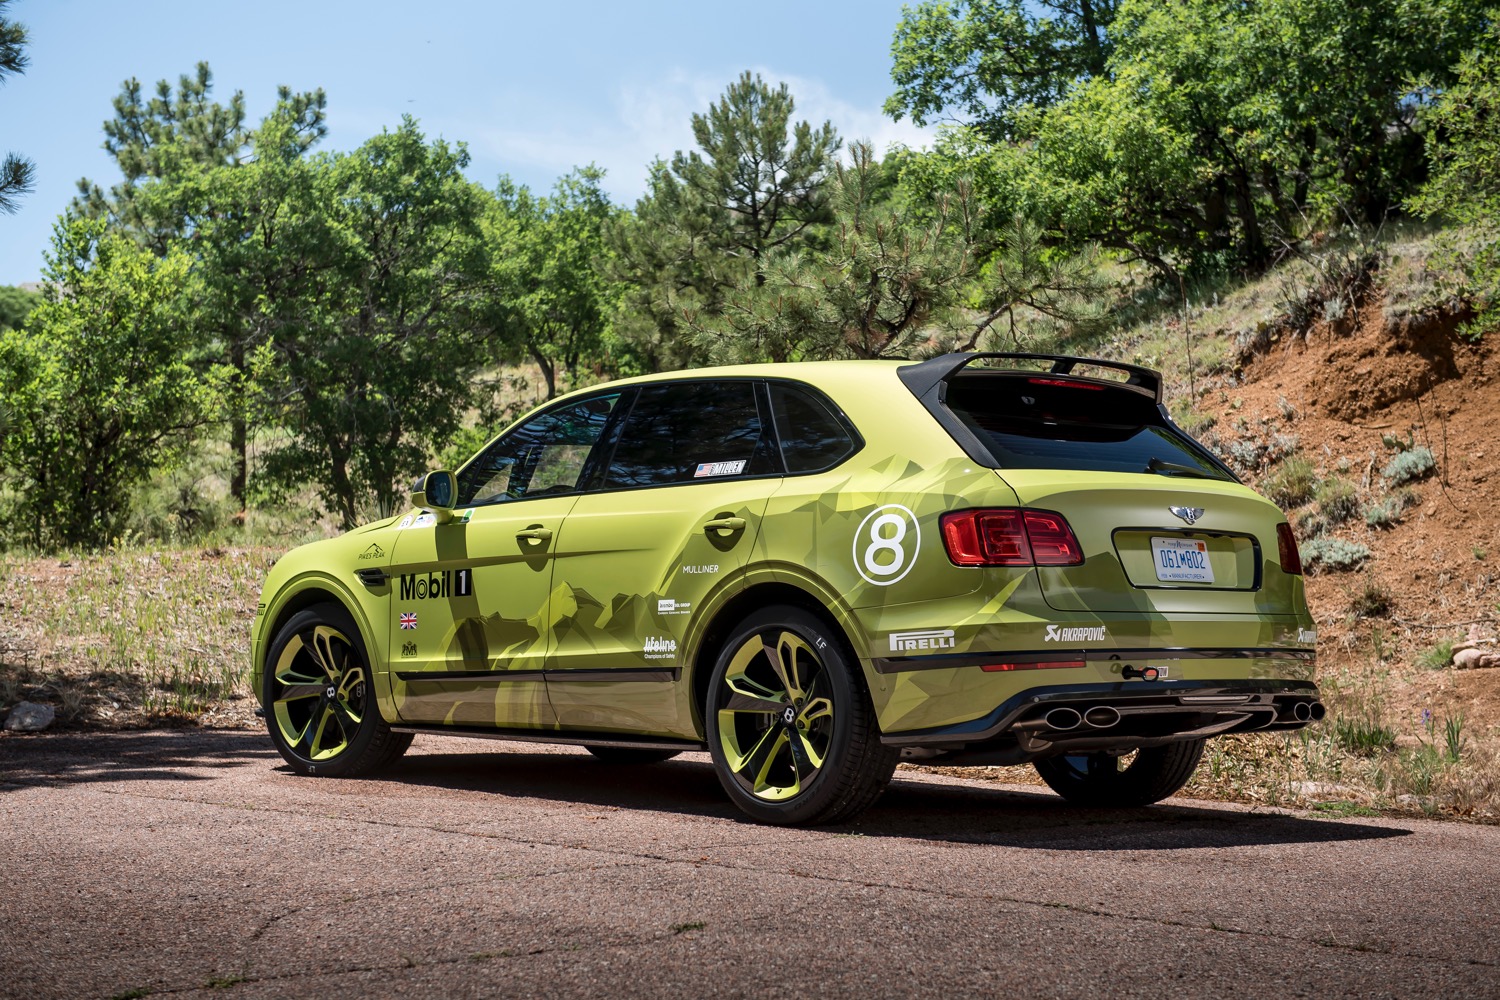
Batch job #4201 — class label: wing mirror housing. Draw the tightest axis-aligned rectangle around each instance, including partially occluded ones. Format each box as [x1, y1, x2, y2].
[409, 470, 457, 523]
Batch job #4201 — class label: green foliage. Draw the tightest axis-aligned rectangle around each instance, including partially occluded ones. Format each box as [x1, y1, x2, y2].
[1416, 640, 1455, 670]
[1363, 488, 1416, 527]
[1348, 576, 1392, 618]
[1333, 715, 1397, 756]
[0, 220, 226, 549]
[241, 118, 496, 528]
[1412, 23, 1500, 337]
[610, 72, 839, 368]
[1381, 446, 1436, 485]
[1263, 455, 1317, 509]
[1315, 476, 1360, 525]
[1301, 536, 1372, 573]
[0, 284, 40, 330]
[888, 0, 1491, 277]
[488, 167, 620, 398]
[0, 0, 32, 214]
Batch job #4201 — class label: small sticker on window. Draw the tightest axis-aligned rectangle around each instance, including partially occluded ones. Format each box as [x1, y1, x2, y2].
[694, 460, 746, 478]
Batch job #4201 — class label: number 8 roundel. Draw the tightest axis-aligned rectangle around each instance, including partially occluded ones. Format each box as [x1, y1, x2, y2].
[853, 504, 921, 586]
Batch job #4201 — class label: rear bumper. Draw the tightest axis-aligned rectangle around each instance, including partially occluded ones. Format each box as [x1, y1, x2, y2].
[883, 678, 1322, 765]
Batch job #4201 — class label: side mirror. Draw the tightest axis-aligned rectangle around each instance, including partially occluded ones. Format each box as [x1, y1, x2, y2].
[409, 470, 457, 523]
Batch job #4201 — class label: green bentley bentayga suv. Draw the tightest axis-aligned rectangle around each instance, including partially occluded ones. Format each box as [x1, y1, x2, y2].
[250, 352, 1321, 824]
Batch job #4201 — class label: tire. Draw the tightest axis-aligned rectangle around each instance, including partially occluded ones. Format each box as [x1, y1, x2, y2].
[1034, 739, 1206, 807]
[584, 746, 682, 765]
[705, 605, 897, 825]
[263, 602, 412, 778]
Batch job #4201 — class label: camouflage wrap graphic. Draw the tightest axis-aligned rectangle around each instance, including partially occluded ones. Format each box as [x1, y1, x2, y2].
[249, 359, 1316, 751]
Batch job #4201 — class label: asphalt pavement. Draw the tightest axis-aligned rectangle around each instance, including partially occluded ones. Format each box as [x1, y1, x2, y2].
[1, 729, 1496, 999]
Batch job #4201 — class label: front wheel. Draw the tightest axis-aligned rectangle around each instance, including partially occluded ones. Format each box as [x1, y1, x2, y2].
[705, 606, 897, 825]
[1034, 739, 1205, 807]
[263, 603, 411, 778]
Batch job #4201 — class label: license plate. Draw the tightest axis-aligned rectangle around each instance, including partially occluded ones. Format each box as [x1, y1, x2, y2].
[1151, 536, 1215, 583]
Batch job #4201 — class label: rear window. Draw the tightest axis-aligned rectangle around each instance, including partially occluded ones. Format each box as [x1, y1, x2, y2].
[943, 374, 1232, 480]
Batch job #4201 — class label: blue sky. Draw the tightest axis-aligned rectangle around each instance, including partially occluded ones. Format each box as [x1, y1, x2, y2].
[0, 0, 935, 284]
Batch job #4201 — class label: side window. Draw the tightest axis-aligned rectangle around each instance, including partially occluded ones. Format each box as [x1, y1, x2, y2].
[769, 382, 859, 473]
[604, 381, 777, 489]
[455, 393, 621, 507]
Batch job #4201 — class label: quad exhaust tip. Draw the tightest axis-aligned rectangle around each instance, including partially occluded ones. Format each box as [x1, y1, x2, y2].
[1043, 707, 1083, 732]
[1082, 705, 1121, 729]
[1042, 705, 1121, 732]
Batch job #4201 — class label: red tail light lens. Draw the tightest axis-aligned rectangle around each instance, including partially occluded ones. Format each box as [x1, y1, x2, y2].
[940, 509, 1084, 567]
[1276, 522, 1303, 575]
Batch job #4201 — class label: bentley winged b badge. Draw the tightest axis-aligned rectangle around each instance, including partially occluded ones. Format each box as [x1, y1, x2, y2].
[1169, 505, 1205, 525]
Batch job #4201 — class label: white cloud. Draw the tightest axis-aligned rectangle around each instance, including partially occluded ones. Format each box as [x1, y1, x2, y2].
[447, 66, 937, 206]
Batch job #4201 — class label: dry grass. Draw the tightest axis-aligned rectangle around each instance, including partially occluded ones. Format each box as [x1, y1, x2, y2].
[0, 544, 282, 728]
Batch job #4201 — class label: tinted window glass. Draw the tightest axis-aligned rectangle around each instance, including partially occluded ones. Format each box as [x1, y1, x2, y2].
[769, 382, 857, 473]
[944, 374, 1232, 480]
[456, 393, 621, 506]
[605, 381, 776, 489]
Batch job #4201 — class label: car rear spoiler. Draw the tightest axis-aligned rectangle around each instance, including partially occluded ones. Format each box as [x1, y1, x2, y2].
[897, 352, 1162, 404]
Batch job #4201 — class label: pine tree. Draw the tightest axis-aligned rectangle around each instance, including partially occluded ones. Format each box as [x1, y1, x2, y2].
[0, 0, 32, 215]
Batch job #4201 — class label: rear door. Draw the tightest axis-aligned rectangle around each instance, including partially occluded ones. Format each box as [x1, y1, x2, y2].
[545, 379, 782, 736]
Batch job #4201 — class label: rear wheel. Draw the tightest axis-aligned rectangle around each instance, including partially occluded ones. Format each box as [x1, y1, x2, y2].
[705, 606, 897, 825]
[263, 603, 411, 778]
[1034, 739, 1205, 807]
[584, 746, 682, 765]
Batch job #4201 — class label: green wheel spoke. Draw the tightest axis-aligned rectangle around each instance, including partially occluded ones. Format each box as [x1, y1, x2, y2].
[721, 718, 780, 775]
[301, 704, 331, 753]
[751, 730, 793, 795]
[798, 696, 833, 726]
[329, 699, 362, 732]
[791, 729, 826, 770]
[277, 683, 324, 702]
[301, 627, 343, 683]
[721, 690, 786, 715]
[762, 632, 809, 701]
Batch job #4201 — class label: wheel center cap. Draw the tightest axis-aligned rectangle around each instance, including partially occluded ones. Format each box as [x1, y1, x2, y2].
[325, 685, 337, 700]
[782, 705, 796, 725]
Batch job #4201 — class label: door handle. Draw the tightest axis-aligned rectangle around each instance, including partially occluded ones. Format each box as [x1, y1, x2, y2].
[516, 527, 553, 542]
[703, 517, 746, 533]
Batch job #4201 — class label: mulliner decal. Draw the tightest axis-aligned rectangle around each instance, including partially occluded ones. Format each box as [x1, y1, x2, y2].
[888, 629, 956, 653]
[399, 612, 418, 630]
[1297, 628, 1317, 643]
[401, 641, 417, 657]
[694, 460, 746, 478]
[1044, 625, 1108, 642]
[657, 598, 691, 615]
[398, 568, 474, 600]
[643, 637, 678, 660]
[682, 564, 719, 575]
[358, 542, 385, 560]
[853, 504, 920, 586]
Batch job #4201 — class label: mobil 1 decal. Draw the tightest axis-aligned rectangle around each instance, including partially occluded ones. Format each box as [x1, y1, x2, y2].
[853, 504, 920, 586]
[398, 567, 474, 600]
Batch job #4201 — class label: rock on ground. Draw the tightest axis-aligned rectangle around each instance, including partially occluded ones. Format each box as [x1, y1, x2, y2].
[3, 701, 56, 732]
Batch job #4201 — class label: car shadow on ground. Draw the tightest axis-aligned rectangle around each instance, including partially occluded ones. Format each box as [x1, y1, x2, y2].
[377, 744, 1414, 852]
[0, 728, 276, 792]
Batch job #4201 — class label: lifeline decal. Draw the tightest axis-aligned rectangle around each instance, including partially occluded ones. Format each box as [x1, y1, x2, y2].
[1044, 625, 1108, 642]
[644, 637, 678, 660]
[888, 629, 956, 653]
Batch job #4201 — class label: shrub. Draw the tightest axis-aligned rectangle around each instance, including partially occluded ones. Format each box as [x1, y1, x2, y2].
[1316, 476, 1360, 524]
[1263, 455, 1317, 509]
[1417, 640, 1455, 670]
[1364, 488, 1418, 527]
[1333, 715, 1397, 756]
[1302, 536, 1373, 573]
[1381, 446, 1436, 485]
[1349, 577, 1393, 617]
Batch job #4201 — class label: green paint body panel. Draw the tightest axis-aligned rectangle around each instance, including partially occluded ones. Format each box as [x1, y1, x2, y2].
[251, 359, 1316, 748]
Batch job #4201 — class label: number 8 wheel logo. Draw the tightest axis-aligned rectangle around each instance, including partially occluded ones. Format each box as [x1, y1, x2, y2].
[853, 504, 920, 586]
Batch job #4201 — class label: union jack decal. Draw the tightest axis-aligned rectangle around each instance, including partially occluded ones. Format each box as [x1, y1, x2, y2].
[398, 612, 417, 630]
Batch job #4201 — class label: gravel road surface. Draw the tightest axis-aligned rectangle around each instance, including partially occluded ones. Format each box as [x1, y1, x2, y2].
[1, 730, 1496, 999]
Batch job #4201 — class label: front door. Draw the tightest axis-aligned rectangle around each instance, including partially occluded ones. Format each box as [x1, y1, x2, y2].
[388, 391, 623, 729]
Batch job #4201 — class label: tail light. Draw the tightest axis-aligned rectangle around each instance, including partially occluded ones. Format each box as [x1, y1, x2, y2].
[940, 509, 1085, 567]
[1276, 522, 1303, 575]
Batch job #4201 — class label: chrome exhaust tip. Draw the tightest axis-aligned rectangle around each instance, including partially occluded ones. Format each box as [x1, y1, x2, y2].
[1082, 705, 1121, 729]
[1292, 701, 1312, 723]
[1043, 707, 1083, 732]
[1309, 701, 1327, 722]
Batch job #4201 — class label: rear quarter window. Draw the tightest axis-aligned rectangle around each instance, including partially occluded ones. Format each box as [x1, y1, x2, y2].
[768, 381, 859, 474]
